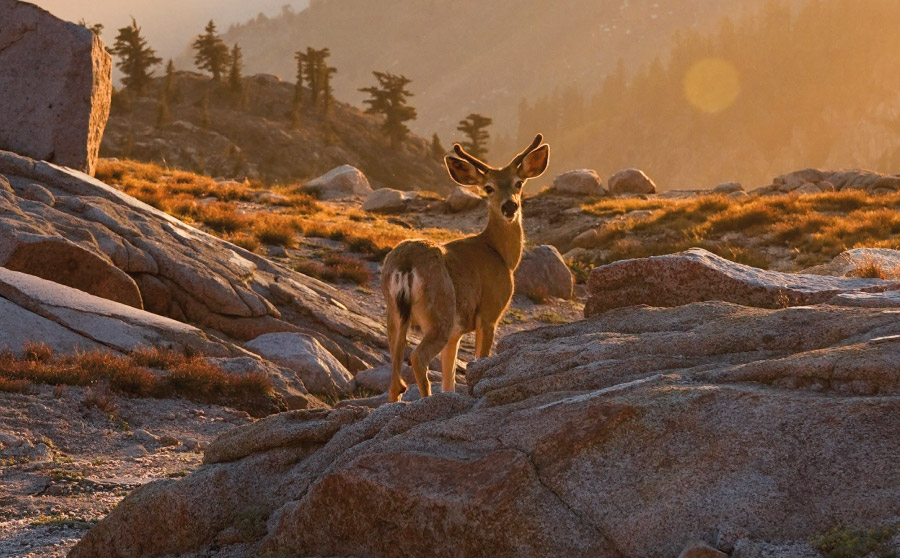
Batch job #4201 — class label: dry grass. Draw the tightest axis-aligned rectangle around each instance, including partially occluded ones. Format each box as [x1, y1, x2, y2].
[293, 254, 372, 285]
[96, 159, 456, 261]
[0, 344, 282, 416]
[581, 190, 900, 269]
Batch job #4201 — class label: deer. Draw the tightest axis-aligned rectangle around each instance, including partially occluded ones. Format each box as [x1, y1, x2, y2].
[380, 134, 550, 402]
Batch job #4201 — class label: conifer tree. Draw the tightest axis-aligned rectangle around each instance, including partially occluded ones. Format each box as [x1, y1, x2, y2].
[110, 18, 161, 96]
[192, 20, 230, 81]
[293, 50, 308, 105]
[228, 43, 243, 97]
[456, 113, 493, 159]
[359, 71, 417, 148]
[430, 133, 445, 161]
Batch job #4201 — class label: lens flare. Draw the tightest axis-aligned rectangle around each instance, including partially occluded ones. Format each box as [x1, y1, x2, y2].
[683, 57, 741, 114]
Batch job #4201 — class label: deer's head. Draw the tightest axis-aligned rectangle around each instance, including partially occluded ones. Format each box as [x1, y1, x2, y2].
[444, 134, 550, 223]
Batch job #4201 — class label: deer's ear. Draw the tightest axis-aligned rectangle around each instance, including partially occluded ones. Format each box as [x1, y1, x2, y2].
[518, 144, 549, 179]
[445, 155, 484, 186]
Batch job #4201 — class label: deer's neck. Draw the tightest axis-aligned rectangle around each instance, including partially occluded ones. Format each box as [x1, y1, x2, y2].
[481, 211, 524, 271]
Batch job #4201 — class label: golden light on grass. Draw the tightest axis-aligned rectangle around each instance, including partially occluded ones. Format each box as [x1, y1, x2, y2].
[683, 57, 741, 114]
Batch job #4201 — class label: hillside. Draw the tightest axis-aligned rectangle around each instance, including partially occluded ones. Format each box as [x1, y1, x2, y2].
[100, 71, 453, 192]
[209, 0, 803, 143]
[520, 0, 900, 189]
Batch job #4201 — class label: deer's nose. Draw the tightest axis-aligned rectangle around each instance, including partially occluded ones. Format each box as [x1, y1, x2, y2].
[501, 200, 519, 218]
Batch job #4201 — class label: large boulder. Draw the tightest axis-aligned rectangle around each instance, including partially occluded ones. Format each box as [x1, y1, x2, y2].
[552, 169, 605, 196]
[361, 188, 407, 213]
[608, 168, 657, 195]
[445, 186, 483, 212]
[0, 1, 111, 175]
[0, 151, 387, 371]
[585, 248, 900, 317]
[514, 245, 574, 300]
[70, 301, 900, 558]
[304, 165, 373, 200]
[244, 332, 356, 395]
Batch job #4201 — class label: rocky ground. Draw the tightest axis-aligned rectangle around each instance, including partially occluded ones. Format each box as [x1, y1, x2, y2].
[0, 385, 253, 558]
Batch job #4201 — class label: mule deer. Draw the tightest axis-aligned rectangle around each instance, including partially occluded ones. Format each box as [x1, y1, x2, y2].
[381, 134, 549, 402]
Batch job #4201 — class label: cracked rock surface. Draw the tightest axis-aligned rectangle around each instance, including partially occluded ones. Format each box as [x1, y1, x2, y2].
[69, 301, 900, 558]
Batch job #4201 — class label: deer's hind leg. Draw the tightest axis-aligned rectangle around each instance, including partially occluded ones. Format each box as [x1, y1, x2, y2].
[409, 272, 455, 399]
[386, 305, 410, 403]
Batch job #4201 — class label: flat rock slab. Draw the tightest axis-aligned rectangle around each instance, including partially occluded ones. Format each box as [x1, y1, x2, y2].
[69, 301, 900, 558]
[0, 266, 233, 357]
[0, 1, 111, 174]
[585, 248, 900, 317]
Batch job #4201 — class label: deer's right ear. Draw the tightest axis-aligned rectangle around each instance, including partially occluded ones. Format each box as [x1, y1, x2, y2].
[445, 155, 484, 186]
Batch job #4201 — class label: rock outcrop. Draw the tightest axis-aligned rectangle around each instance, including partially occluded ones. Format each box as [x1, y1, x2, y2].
[303, 165, 373, 200]
[70, 301, 900, 558]
[0, 151, 386, 370]
[585, 248, 900, 317]
[755, 168, 900, 196]
[514, 245, 574, 300]
[0, 1, 111, 175]
[552, 169, 605, 196]
[607, 168, 657, 195]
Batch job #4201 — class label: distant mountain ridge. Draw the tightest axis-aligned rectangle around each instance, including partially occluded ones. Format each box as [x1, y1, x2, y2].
[212, 0, 805, 142]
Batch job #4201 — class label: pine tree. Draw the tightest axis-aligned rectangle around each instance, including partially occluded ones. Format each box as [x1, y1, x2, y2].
[303, 47, 321, 105]
[320, 56, 337, 114]
[192, 20, 230, 81]
[430, 133, 445, 160]
[110, 18, 161, 96]
[293, 50, 308, 105]
[359, 71, 417, 148]
[456, 113, 493, 159]
[228, 43, 243, 97]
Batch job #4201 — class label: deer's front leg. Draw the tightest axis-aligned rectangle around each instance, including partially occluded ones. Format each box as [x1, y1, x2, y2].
[475, 320, 497, 359]
[441, 334, 463, 393]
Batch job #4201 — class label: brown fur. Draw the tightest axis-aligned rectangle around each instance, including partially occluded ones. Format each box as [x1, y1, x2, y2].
[380, 135, 550, 402]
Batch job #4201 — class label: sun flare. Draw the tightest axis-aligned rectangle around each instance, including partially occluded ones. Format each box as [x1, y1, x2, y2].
[683, 57, 741, 114]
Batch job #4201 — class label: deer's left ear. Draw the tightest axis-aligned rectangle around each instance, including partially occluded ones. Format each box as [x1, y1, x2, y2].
[518, 144, 549, 179]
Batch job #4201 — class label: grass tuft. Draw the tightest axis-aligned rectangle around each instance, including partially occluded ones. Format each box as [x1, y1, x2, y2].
[0, 345, 283, 416]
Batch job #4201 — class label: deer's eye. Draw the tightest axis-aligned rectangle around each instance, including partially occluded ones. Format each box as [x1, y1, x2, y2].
[515, 181, 524, 190]
[484, 185, 495, 194]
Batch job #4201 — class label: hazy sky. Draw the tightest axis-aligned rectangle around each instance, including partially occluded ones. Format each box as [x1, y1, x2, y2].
[31, 0, 309, 60]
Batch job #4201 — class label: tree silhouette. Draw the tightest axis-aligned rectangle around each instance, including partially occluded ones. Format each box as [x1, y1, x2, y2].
[109, 18, 161, 96]
[295, 47, 337, 113]
[293, 50, 308, 105]
[359, 71, 417, 148]
[430, 133, 445, 161]
[456, 113, 493, 159]
[228, 43, 243, 96]
[192, 21, 230, 81]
